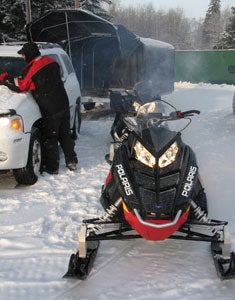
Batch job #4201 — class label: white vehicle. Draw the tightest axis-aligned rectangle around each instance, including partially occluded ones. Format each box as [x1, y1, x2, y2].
[0, 42, 81, 185]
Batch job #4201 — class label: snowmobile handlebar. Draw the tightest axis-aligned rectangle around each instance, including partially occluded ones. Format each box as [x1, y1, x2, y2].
[136, 109, 200, 128]
[180, 110, 200, 117]
[169, 110, 200, 120]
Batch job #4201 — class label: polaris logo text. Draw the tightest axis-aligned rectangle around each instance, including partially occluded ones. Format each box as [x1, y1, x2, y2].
[181, 166, 197, 197]
[116, 164, 134, 196]
[115, 132, 129, 147]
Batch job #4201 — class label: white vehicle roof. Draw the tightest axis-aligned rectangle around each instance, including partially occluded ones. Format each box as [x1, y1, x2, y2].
[0, 42, 65, 57]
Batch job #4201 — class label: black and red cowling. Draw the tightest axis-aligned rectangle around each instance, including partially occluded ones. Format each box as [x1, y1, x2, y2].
[100, 129, 201, 241]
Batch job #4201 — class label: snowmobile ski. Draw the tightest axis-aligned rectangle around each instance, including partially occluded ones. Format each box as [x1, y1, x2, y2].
[211, 242, 235, 280]
[63, 240, 100, 280]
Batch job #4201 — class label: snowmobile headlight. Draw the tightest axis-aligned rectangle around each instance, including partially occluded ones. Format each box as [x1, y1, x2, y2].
[159, 141, 179, 168]
[134, 141, 178, 168]
[133, 102, 156, 115]
[134, 141, 156, 168]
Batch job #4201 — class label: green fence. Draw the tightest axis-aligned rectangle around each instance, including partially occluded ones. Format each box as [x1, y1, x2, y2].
[175, 50, 235, 85]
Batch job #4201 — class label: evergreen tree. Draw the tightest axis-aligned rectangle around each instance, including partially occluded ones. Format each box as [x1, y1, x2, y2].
[216, 7, 235, 48]
[0, 0, 113, 42]
[32, 1, 74, 20]
[80, 0, 112, 20]
[201, 0, 222, 48]
[0, 0, 26, 41]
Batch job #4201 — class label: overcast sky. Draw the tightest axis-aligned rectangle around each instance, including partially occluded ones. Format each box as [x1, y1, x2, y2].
[119, 0, 234, 20]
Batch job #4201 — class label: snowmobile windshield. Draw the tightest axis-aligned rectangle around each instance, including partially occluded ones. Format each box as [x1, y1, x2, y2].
[132, 80, 160, 104]
[123, 99, 192, 135]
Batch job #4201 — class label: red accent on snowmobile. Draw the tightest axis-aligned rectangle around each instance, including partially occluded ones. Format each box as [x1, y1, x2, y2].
[123, 202, 190, 241]
[105, 171, 113, 186]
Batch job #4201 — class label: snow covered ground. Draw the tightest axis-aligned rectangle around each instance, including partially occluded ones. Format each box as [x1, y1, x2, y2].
[0, 82, 235, 300]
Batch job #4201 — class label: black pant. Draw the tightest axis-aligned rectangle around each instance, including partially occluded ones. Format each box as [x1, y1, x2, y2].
[42, 110, 77, 171]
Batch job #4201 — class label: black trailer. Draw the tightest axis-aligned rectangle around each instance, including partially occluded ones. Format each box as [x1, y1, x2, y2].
[26, 9, 175, 96]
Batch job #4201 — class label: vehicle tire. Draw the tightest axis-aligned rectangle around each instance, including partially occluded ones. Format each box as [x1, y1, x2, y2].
[13, 128, 42, 185]
[71, 100, 82, 140]
[233, 92, 235, 114]
[83, 102, 95, 110]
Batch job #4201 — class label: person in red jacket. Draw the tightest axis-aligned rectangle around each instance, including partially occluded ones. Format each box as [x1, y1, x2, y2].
[0, 42, 78, 174]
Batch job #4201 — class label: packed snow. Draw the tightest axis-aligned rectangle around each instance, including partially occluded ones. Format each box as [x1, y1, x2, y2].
[0, 82, 235, 300]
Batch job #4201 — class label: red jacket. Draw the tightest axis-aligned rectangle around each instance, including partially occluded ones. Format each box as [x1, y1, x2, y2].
[1, 55, 69, 117]
[12, 55, 69, 117]
[15, 56, 55, 92]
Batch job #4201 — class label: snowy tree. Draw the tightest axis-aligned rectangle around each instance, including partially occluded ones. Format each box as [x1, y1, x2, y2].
[109, 1, 234, 50]
[79, 0, 113, 20]
[201, 0, 222, 49]
[216, 7, 235, 49]
[31, 1, 74, 21]
[0, 0, 74, 41]
[0, 0, 113, 42]
[0, 0, 26, 41]
[110, 4, 194, 49]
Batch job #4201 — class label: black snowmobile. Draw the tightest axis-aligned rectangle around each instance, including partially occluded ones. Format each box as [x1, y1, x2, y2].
[64, 81, 235, 280]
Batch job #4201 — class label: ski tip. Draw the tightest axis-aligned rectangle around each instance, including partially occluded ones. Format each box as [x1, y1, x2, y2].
[63, 241, 100, 280]
[211, 243, 235, 280]
[62, 253, 87, 280]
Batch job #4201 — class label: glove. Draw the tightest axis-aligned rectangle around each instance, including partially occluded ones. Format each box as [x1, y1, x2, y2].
[1, 74, 21, 93]
[0, 72, 9, 82]
[3, 75, 14, 85]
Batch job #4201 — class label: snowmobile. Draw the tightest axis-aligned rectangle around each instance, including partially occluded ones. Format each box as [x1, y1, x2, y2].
[64, 81, 235, 280]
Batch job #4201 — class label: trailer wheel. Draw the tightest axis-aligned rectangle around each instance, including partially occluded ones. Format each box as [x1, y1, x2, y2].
[13, 128, 42, 185]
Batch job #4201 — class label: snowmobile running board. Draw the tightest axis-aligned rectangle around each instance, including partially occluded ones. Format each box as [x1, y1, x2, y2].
[63, 219, 235, 280]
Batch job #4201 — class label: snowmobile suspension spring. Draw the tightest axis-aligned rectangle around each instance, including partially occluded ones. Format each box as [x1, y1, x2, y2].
[92, 198, 123, 233]
[190, 200, 217, 235]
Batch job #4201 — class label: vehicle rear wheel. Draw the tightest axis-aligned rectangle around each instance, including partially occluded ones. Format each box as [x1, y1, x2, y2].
[13, 128, 42, 185]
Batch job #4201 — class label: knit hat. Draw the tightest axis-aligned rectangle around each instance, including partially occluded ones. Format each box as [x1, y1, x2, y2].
[18, 42, 41, 63]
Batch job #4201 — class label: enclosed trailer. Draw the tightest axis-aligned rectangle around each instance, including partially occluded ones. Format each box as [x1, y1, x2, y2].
[26, 9, 175, 96]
